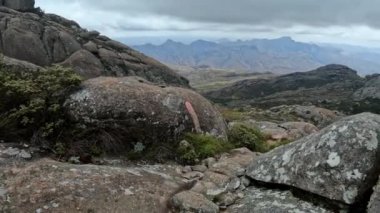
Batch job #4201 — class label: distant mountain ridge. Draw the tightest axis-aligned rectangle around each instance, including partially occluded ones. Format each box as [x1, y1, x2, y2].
[133, 37, 380, 75]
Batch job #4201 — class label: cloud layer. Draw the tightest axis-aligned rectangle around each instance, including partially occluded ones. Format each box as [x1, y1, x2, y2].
[35, 0, 380, 46]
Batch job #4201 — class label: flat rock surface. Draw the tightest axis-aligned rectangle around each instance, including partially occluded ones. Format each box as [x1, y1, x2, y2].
[228, 186, 332, 213]
[0, 157, 185, 213]
[246, 113, 380, 204]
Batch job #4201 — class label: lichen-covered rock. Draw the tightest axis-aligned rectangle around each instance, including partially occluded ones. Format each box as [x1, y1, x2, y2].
[368, 176, 380, 213]
[353, 75, 380, 101]
[65, 77, 227, 157]
[0, 4, 189, 87]
[229, 186, 332, 213]
[246, 113, 380, 205]
[171, 191, 219, 213]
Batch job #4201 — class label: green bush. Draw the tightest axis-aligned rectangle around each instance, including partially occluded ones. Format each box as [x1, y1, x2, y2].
[228, 124, 267, 152]
[0, 62, 82, 142]
[177, 133, 233, 164]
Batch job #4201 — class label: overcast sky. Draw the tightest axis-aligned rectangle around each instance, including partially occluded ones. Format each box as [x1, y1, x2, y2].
[35, 0, 380, 47]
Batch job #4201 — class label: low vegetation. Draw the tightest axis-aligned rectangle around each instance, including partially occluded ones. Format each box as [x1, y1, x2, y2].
[177, 133, 233, 164]
[0, 61, 82, 144]
[228, 124, 267, 152]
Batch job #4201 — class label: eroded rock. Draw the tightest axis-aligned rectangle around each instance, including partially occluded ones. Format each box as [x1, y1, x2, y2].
[65, 77, 227, 158]
[368, 176, 380, 213]
[229, 186, 332, 213]
[246, 113, 380, 205]
[171, 191, 219, 213]
[0, 4, 189, 86]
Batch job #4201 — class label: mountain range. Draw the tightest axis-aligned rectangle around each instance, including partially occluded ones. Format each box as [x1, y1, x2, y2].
[133, 37, 380, 75]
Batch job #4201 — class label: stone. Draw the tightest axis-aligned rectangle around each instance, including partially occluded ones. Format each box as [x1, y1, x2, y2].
[368, 176, 380, 213]
[203, 157, 217, 168]
[229, 186, 332, 213]
[246, 113, 380, 205]
[210, 148, 257, 177]
[60, 49, 104, 79]
[19, 150, 32, 159]
[182, 171, 204, 180]
[216, 192, 239, 207]
[2, 0, 35, 11]
[182, 165, 192, 173]
[191, 165, 208, 173]
[171, 191, 219, 213]
[227, 177, 241, 191]
[65, 77, 227, 159]
[354, 75, 380, 101]
[2, 147, 20, 156]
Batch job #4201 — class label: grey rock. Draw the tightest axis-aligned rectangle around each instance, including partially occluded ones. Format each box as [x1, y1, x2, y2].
[182, 171, 204, 180]
[65, 77, 227, 159]
[171, 191, 219, 213]
[182, 165, 192, 173]
[0, 187, 7, 200]
[227, 177, 240, 191]
[19, 150, 32, 159]
[3, 147, 20, 156]
[191, 165, 208, 173]
[246, 113, 380, 204]
[203, 157, 217, 168]
[216, 192, 238, 207]
[2, 0, 35, 11]
[368, 176, 380, 213]
[0, 4, 189, 87]
[354, 75, 380, 101]
[60, 49, 104, 79]
[229, 186, 332, 213]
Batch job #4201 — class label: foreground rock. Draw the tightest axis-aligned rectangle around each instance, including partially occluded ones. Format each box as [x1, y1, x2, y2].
[65, 77, 227, 158]
[368, 176, 380, 213]
[171, 191, 219, 213]
[246, 113, 380, 205]
[0, 2, 188, 86]
[229, 186, 332, 213]
[0, 158, 184, 213]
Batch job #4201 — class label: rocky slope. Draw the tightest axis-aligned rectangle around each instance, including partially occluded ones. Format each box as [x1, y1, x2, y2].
[0, 2, 188, 86]
[205, 64, 368, 111]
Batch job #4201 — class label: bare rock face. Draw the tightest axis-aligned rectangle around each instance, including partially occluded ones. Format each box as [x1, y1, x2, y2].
[229, 186, 332, 213]
[246, 113, 380, 205]
[354, 75, 380, 101]
[1, 0, 35, 11]
[368, 176, 380, 213]
[0, 5, 189, 87]
[65, 77, 227, 157]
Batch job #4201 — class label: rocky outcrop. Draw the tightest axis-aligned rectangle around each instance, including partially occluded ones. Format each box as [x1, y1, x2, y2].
[205, 64, 365, 109]
[65, 77, 227, 158]
[246, 113, 380, 205]
[354, 74, 380, 101]
[1, 0, 35, 11]
[0, 5, 189, 86]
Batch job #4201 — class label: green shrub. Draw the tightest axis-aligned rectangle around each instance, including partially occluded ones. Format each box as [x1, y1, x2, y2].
[228, 124, 267, 152]
[177, 133, 233, 164]
[0, 61, 82, 142]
